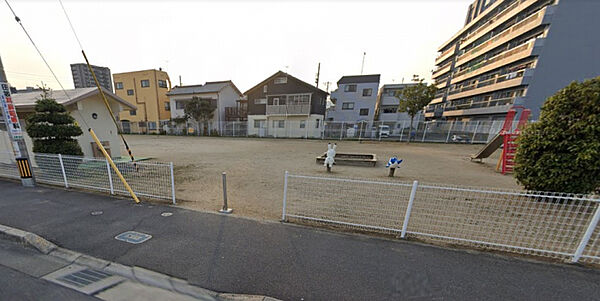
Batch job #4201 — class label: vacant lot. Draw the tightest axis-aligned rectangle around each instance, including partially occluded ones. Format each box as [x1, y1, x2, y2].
[122, 135, 519, 220]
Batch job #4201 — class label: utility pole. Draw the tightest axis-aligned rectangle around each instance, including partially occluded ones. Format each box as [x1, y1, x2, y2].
[315, 62, 320, 88]
[361, 52, 366, 75]
[0, 55, 35, 187]
[179, 75, 182, 86]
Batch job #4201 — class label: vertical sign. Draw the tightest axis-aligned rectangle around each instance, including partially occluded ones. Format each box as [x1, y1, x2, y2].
[1, 82, 23, 157]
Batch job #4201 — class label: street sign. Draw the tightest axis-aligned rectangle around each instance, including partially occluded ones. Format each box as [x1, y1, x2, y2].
[1, 82, 23, 141]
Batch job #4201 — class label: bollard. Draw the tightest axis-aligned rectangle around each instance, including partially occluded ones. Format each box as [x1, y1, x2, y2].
[219, 172, 233, 214]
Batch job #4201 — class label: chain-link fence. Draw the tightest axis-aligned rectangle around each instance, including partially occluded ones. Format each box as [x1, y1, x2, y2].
[26, 153, 176, 203]
[125, 119, 510, 144]
[282, 172, 600, 264]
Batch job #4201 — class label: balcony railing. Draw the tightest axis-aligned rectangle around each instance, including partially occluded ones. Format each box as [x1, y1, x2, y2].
[433, 61, 452, 77]
[436, 46, 455, 60]
[266, 104, 311, 115]
[225, 107, 248, 120]
[448, 68, 528, 96]
[444, 96, 515, 112]
[463, 0, 526, 45]
[457, 7, 545, 66]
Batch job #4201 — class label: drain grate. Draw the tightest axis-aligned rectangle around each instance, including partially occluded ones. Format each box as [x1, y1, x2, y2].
[115, 231, 152, 244]
[57, 269, 112, 288]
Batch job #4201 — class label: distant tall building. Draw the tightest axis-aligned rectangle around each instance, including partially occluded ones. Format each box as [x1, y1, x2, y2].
[70, 63, 113, 92]
[427, 0, 600, 121]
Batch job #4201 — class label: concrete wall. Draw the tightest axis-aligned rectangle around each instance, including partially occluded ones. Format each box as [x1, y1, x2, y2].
[247, 114, 324, 138]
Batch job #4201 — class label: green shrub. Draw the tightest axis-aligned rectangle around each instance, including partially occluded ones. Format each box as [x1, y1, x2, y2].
[514, 77, 600, 193]
[25, 94, 83, 156]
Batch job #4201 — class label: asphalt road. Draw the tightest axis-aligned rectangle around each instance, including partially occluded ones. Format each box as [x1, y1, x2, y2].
[0, 180, 599, 300]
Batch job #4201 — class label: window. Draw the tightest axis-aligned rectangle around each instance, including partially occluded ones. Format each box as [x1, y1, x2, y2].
[387, 89, 396, 96]
[273, 120, 284, 128]
[165, 102, 170, 111]
[115, 82, 123, 90]
[274, 77, 287, 84]
[315, 119, 320, 128]
[263, 85, 268, 93]
[130, 109, 137, 116]
[254, 120, 262, 128]
[176, 101, 186, 110]
[300, 120, 306, 128]
[273, 97, 280, 105]
[158, 80, 167, 88]
[344, 84, 357, 92]
[287, 94, 310, 105]
[127, 89, 134, 96]
[382, 106, 397, 114]
[359, 108, 369, 116]
[342, 102, 354, 110]
[254, 98, 267, 105]
[141, 80, 150, 87]
[138, 121, 146, 127]
[362, 88, 373, 97]
[148, 121, 157, 130]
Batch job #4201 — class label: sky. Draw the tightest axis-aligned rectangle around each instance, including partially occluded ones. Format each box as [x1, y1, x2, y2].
[0, 0, 473, 93]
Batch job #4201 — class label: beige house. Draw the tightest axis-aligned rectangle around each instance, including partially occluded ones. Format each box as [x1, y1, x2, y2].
[9, 87, 135, 158]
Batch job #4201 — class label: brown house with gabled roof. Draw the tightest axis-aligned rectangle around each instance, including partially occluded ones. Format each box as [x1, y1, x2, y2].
[245, 71, 328, 138]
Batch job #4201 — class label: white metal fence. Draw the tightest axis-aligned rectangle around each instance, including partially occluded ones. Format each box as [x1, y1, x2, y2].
[128, 120, 509, 144]
[282, 172, 600, 265]
[0, 153, 176, 203]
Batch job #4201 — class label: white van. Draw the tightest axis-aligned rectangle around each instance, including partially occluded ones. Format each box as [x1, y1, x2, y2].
[379, 125, 390, 138]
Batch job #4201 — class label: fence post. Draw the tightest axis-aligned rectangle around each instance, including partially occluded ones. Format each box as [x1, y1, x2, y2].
[399, 120, 405, 142]
[282, 171, 289, 221]
[401, 180, 418, 238]
[58, 154, 68, 188]
[572, 204, 600, 263]
[340, 122, 344, 140]
[170, 162, 176, 204]
[446, 120, 454, 143]
[421, 123, 427, 142]
[106, 159, 114, 195]
[471, 121, 480, 144]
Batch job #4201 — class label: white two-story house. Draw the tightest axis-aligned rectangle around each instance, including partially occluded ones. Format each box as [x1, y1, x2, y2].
[326, 74, 380, 124]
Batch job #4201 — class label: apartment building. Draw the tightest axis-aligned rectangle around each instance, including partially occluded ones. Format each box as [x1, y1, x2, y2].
[427, 0, 600, 121]
[71, 63, 113, 92]
[326, 75, 380, 123]
[113, 69, 171, 134]
[245, 71, 327, 138]
[374, 83, 419, 122]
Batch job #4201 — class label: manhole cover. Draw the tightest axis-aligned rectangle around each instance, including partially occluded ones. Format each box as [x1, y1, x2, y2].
[90, 211, 103, 216]
[161, 212, 173, 217]
[43, 265, 124, 294]
[115, 231, 152, 244]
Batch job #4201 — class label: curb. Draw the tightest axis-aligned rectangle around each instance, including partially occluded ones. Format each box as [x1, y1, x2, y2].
[0, 224, 280, 301]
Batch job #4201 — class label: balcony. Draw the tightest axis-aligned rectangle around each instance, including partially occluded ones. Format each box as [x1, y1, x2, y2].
[435, 46, 456, 65]
[447, 68, 532, 101]
[443, 96, 516, 117]
[451, 38, 542, 84]
[460, 0, 539, 50]
[266, 104, 311, 115]
[456, 7, 548, 68]
[225, 107, 248, 121]
[432, 62, 452, 78]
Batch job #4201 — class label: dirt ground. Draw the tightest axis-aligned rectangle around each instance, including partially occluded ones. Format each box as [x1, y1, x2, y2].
[121, 135, 520, 220]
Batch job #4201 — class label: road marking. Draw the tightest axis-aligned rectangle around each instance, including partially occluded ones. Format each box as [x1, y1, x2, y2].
[115, 231, 152, 244]
[161, 212, 172, 217]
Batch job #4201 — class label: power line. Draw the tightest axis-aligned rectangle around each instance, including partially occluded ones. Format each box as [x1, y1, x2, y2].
[3, 0, 71, 101]
[58, 0, 84, 50]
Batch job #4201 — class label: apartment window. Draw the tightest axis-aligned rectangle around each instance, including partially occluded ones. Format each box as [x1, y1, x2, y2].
[342, 102, 354, 110]
[254, 98, 267, 105]
[344, 84, 357, 92]
[165, 102, 170, 111]
[254, 120, 262, 128]
[274, 77, 287, 84]
[158, 80, 168, 88]
[263, 85, 268, 93]
[315, 119, 320, 128]
[141, 80, 150, 88]
[273, 120, 284, 128]
[362, 88, 373, 97]
[138, 121, 146, 127]
[387, 89, 396, 96]
[382, 106, 397, 114]
[115, 82, 123, 90]
[360, 108, 369, 116]
[272, 97, 280, 105]
[176, 101, 186, 110]
[300, 120, 306, 128]
[130, 109, 137, 116]
[127, 89, 134, 96]
[148, 121, 157, 130]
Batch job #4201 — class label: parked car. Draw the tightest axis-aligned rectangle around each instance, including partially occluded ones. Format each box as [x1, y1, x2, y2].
[451, 134, 470, 143]
[378, 125, 391, 138]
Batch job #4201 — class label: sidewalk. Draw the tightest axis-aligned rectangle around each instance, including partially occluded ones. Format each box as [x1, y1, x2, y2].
[0, 180, 599, 300]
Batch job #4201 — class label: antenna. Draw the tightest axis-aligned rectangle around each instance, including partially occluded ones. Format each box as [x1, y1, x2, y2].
[315, 62, 320, 88]
[361, 52, 366, 75]
[179, 75, 182, 86]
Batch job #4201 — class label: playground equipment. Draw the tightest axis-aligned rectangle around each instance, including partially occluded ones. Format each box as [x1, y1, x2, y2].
[316, 143, 377, 168]
[385, 157, 403, 177]
[471, 106, 530, 174]
[323, 143, 337, 172]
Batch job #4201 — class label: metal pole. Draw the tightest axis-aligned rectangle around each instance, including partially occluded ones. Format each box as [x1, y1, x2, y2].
[399, 120, 405, 142]
[106, 158, 114, 194]
[421, 123, 427, 142]
[219, 172, 233, 213]
[471, 121, 480, 144]
[401, 180, 419, 239]
[340, 121, 344, 140]
[170, 162, 176, 204]
[0, 55, 35, 187]
[58, 154, 68, 188]
[282, 171, 289, 221]
[572, 204, 600, 263]
[446, 120, 454, 143]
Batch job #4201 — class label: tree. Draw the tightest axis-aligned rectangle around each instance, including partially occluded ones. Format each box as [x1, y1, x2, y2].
[396, 79, 436, 143]
[183, 96, 217, 136]
[514, 77, 600, 194]
[25, 89, 83, 155]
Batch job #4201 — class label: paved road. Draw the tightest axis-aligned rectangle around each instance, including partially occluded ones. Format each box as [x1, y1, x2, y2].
[0, 180, 599, 300]
[0, 239, 96, 301]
